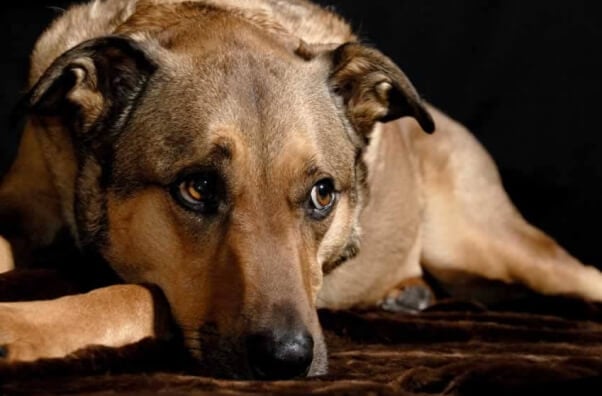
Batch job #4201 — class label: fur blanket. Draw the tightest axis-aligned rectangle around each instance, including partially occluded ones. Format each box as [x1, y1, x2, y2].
[1, 292, 601, 395]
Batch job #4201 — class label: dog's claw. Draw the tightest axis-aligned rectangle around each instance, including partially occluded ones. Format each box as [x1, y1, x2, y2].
[380, 284, 434, 313]
[0, 345, 7, 359]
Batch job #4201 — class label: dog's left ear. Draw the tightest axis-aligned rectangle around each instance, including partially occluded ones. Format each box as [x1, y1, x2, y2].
[327, 43, 435, 139]
[23, 36, 157, 149]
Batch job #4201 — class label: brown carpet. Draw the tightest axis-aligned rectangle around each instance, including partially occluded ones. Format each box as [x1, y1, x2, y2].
[1, 296, 601, 395]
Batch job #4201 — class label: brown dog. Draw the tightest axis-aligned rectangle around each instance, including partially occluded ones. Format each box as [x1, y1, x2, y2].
[1, 0, 602, 380]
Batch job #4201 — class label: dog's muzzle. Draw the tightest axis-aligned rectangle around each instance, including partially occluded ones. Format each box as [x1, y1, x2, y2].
[246, 329, 314, 380]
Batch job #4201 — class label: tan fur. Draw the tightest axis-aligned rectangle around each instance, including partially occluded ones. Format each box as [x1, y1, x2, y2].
[105, 123, 329, 370]
[0, 285, 161, 361]
[0, 0, 601, 377]
[318, 121, 424, 309]
[323, 109, 602, 307]
[414, 108, 602, 301]
[0, 236, 13, 273]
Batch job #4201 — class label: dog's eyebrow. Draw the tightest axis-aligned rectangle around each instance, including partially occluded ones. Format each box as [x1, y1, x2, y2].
[208, 138, 234, 163]
[304, 159, 323, 178]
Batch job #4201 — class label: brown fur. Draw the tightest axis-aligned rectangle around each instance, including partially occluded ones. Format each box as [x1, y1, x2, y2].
[0, 0, 601, 380]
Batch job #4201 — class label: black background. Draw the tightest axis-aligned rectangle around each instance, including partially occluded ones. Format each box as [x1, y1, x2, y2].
[1, 1, 601, 267]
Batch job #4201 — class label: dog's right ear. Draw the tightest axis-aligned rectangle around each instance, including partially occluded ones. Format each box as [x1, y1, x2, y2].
[24, 36, 157, 149]
[322, 43, 435, 143]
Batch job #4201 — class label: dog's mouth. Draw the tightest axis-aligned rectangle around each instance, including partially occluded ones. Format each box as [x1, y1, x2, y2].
[180, 323, 324, 380]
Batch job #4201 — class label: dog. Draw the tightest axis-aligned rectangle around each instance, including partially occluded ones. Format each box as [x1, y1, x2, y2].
[1, 0, 602, 380]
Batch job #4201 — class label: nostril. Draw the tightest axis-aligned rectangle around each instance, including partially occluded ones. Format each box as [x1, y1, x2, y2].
[247, 331, 314, 380]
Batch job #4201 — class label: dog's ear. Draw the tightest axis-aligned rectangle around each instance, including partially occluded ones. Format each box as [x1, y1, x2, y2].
[24, 36, 157, 149]
[327, 43, 435, 140]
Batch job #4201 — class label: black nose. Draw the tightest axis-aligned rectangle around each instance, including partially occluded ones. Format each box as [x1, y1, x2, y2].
[247, 330, 314, 380]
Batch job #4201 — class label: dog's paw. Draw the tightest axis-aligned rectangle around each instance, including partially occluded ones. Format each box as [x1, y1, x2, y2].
[0, 305, 58, 362]
[0, 236, 14, 273]
[380, 281, 435, 313]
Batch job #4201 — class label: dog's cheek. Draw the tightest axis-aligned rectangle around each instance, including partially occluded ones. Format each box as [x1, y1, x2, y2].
[104, 189, 176, 280]
[103, 189, 216, 326]
[316, 194, 358, 275]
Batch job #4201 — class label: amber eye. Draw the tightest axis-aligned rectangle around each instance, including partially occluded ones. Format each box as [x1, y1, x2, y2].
[309, 179, 337, 219]
[180, 180, 205, 203]
[172, 171, 221, 214]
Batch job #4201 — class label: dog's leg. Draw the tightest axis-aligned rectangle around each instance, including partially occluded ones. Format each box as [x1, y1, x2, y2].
[414, 107, 602, 302]
[379, 277, 435, 313]
[0, 284, 170, 362]
[0, 237, 13, 273]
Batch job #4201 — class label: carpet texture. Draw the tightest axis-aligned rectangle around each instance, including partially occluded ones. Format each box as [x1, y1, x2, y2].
[1, 296, 601, 395]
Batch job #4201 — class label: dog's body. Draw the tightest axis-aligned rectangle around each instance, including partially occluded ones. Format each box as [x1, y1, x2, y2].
[1, 0, 602, 379]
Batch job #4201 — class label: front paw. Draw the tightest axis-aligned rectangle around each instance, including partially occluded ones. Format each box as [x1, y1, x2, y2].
[380, 280, 435, 313]
[0, 305, 59, 362]
[0, 236, 14, 273]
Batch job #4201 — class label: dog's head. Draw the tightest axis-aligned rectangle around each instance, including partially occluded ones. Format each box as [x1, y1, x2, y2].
[23, 7, 433, 379]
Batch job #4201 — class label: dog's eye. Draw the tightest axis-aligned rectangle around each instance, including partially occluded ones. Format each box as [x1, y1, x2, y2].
[172, 172, 221, 214]
[309, 179, 337, 219]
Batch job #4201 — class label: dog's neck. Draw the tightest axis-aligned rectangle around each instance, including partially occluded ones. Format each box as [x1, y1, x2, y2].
[363, 120, 423, 207]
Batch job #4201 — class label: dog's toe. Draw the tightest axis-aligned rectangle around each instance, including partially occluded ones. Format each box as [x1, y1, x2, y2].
[380, 284, 434, 313]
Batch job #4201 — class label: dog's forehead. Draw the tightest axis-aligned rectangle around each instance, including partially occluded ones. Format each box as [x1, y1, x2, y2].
[114, 43, 356, 188]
